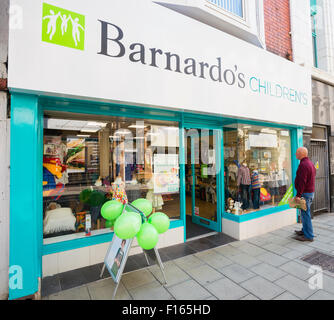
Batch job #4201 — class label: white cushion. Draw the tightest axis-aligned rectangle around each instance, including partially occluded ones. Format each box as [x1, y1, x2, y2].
[43, 208, 76, 234]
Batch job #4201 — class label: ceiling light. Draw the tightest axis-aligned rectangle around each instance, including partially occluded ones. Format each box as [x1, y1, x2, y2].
[128, 124, 147, 129]
[80, 128, 100, 133]
[77, 134, 90, 137]
[87, 122, 107, 127]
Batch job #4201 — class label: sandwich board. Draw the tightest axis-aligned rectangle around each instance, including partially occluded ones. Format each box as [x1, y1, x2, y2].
[99, 203, 167, 300]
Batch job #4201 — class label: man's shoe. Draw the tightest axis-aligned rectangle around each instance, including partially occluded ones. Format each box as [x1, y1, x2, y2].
[294, 230, 304, 236]
[294, 235, 313, 242]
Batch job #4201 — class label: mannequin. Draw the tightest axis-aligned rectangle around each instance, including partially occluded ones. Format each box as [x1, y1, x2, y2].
[110, 175, 128, 204]
[269, 163, 279, 205]
[237, 161, 251, 210]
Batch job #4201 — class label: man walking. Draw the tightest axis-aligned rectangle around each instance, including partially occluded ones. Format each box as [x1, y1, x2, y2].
[294, 147, 316, 242]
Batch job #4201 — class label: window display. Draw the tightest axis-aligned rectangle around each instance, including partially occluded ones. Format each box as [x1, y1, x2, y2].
[43, 113, 180, 243]
[224, 124, 292, 215]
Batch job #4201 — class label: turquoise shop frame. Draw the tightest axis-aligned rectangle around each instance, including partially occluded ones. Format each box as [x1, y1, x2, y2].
[184, 125, 223, 233]
[9, 92, 303, 299]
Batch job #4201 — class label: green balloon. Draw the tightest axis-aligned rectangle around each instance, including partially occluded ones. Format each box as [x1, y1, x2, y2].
[126, 210, 143, 225]
[105, 220, 115, 228]
[114, 212, 142, 239]
[148, 212, 170, 234]
[131, 198, 153, 217]
[79, 189, 92, 203]
[136, 222, 159, 250]
[101, 200, 123, 221]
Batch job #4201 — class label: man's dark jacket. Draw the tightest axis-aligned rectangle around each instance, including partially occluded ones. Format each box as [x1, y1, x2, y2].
[294, 157, 316, 198]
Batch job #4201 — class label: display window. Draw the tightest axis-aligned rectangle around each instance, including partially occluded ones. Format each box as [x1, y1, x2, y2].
[223, 124, 292, 215]
[42, 112, 180, 243]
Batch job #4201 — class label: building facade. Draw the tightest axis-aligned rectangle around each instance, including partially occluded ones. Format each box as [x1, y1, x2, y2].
[304, 0, 334, 215]
[2, 0, 315, 300]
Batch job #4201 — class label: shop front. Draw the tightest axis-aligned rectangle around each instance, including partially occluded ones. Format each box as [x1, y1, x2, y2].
[8, 0, 311, 299]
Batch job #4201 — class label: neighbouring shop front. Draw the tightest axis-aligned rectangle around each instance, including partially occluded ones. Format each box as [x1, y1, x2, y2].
[8, 0, 312, 299]
[303, 78, 334, 215]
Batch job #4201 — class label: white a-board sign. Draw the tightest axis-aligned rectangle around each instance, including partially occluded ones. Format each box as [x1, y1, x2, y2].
[100, 203, 167, 300]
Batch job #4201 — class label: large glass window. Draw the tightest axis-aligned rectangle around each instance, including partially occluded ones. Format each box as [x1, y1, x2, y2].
[42, 112, 180, 243]
[224, 124, 292, 215]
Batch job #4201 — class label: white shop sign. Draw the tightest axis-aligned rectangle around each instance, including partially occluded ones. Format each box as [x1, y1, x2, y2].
[8, 0, 312, 127]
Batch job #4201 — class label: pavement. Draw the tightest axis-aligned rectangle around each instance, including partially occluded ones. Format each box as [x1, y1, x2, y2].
[43, 213, 334, 300]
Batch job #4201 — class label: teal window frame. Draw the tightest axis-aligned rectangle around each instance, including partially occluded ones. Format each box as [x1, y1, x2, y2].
[9, 92, 303, 299]
[311, 0, 318, 68]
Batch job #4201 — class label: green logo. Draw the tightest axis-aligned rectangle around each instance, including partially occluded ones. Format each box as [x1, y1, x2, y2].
[42, 3, 85, 50]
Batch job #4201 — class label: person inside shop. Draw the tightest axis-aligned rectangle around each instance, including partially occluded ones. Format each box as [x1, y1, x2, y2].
[294, 147, 316, 242]
[237, 160, 251, 211]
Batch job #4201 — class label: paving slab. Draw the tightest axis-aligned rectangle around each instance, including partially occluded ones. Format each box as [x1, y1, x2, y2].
[274, 274, 317, 299]
[323, 275, 334, 294]
[200, 252, 234, 270]
[282, 249, 305, 260]
[237, 243, 268, 257]
[256, 252, 289, 267]
[307, 241, 334, 252]
[48, 285, 91, 300]
[167, 279, 212, 300]
[220, 263, 256, 283]
[149, 261, 190, 287]
[228, 253, 261, 268]
[307, 290, 334, 300]
[240, 276, 284, 300]
[240, 294, 260, 300]
[213, 245, 243, 257]
[205, 277, 248, 300]
[174, 254, 206, 271]
[186, 264, 224, 285]
[121, 269, 156, 290]
[87, 278, 131, 300]
[273, 291, 300, 300]
[279, 261, 312, 281]
[262, 243, 291, 255]
[250, 263, 287, 282]
[128, 280, 174, 300]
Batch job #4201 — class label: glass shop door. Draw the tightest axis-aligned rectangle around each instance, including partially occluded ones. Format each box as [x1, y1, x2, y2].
[184, 126, 222, 235]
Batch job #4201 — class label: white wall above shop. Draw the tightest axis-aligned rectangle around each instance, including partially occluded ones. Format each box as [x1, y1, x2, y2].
[8, 0, 312, 127]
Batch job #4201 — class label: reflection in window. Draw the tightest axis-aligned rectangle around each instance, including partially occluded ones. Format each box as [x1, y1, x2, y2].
[224, 124, 292, 215]
[42, 113, 180, 243]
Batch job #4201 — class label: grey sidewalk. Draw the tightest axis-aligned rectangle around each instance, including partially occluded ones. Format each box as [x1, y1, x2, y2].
[44, 213, 334, 300]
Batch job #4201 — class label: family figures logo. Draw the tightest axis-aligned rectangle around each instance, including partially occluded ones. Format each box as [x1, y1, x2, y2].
[42, 3, 85, 50]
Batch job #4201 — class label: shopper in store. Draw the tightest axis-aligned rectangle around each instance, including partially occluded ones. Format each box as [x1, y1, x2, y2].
[294, 147, 316, 242]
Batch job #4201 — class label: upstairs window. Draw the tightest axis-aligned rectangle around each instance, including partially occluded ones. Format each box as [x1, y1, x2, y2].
[310, 0, 318, 67]
[207, 0, 244, 18]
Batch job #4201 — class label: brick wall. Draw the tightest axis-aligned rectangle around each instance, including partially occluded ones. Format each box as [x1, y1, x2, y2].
[264, 0, 293, 61]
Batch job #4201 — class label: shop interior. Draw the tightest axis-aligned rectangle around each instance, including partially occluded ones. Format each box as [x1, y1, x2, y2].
[185, 130, 218, 239]
[42, 112, 181, 242]
[223, 124, 292, 216]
